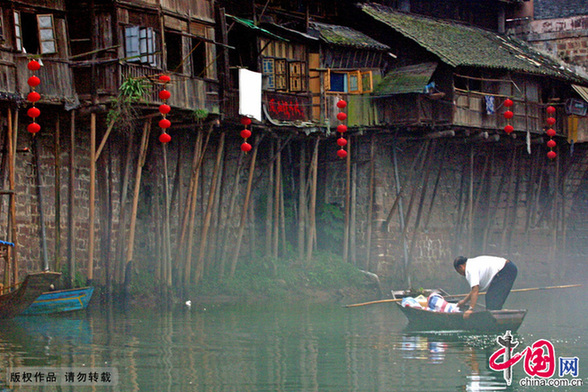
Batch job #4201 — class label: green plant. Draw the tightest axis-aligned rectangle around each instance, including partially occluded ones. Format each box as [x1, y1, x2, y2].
[107, 77, 149, 131]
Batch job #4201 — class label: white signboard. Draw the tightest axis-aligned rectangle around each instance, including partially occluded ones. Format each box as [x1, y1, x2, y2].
[239, 69, 262, 121]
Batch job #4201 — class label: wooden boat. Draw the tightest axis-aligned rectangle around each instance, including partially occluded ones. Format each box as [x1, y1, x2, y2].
[21, 286, 94, 315]
[0, 271, 61, 319]
[396, 302, 527, 333]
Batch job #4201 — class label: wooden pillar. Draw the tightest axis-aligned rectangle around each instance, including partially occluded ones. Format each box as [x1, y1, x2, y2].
[88, 113, 96, 282]
[68, 111, 76, 288]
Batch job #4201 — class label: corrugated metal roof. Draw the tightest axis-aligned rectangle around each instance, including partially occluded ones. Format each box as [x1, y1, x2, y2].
[227, 15, 288, 41]
[309, 21, 390, 51]
[360, 3, 587, 83]
[572, 84, 588, 103]
[373, 62, 438, 96]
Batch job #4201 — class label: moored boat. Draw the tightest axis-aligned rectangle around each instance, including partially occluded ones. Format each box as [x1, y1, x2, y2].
[21, 286, 94, 315]
[396, 302, 527, 333]
[0, 271, 61, 319]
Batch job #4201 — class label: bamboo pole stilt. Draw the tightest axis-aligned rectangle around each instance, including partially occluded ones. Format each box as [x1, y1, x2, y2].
[297, 141, 306, 262]
[229, 137, 260, 278]
[306, 138, 319, 263]
[67, 111, 76, 288]
[343, 136, 351, 264]
[54, 117, 62, 273]
[88, 113, 96, 283]
[365, 135, 375, 271]
[125, 119, 151, 281]
[272, 141, 281, 259]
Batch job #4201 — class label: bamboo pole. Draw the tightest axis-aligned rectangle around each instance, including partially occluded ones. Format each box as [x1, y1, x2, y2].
[116, 132, 134, 286]
[344, 284, 583, 308]
[229, 136, 260, 278]
[305, 138, 319, 263]
[54, 117, 61, 273]
[297, 141, 306, 262]
[10, 109, 18, 284]
[32, 136, 49, 271]
[365, 135, 375, 271]
[5, 109, 14, 287]
[88, 113, 96, 283]
[350, 160, 357, 266]
[265, 140, 274, 256]
[272, 141, 281, 259]
[125, 119, 151, 274]
[67, 111, 76, 288]
[195, 131, 225, 283]
[343, 136, 351, 264]
[161, 142, 172, 292]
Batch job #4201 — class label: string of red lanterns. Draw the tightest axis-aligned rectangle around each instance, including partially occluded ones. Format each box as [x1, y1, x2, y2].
[27, 60, 42, 134]
[545, 106, 557, 160]
[240, 117, 252, 152]
[158, 75, 172, 143]
[336, 99, 347, 158]
[503, 98, 514, 135]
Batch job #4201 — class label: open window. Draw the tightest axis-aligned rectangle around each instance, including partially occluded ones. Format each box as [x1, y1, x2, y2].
[125, 25, 158, 66]
[165, 31, 183, 73]
[14, 11, 56, 54]
[327, 69, 373, 94]
[191, 37, 207, 78]
[262, 57, 306, 92]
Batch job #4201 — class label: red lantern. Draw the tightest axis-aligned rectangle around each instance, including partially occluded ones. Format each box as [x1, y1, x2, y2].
[159, 74, 171, 83]
[159, 90, 171, 100]
[159, 132, 171, 144]
[504, 99, 513, 107]
[159, 104, 171, 115]
[337, 149, 347, 159]
[27, 91, 41, 103]
[546, 128, 556, 138]
[337, 137, 347, 147]
[546, 106, 556, 114]
[240, 117, 252, 126]
[28, 76, 41, 88]
[546, 139, 556, 148]
[27, 107, 40, 118]
[159, 118, 171, 129]
[504, 125, 514, 134]
[503, 110, 513, 120]
[27, 60, 41, 71]
[336, 100, 347, 109]
[27, 122, 41, 134]
[337, 112, 347, 121]
[546, 117, 556, 126]
[241, 142, 252, 152]
[240, 129, 252, 139]
[547, 150, 557, 160]
[337, 124, 347, 133]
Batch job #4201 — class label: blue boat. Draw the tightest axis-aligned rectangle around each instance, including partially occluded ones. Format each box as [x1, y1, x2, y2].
[21, 286, 94, 315]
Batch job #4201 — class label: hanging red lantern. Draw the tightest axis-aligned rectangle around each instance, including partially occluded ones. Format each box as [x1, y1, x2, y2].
[337, 124, 347, 133]
[159, 118, 171, 129]
[240, 129, 252, 139]
[27, 91, 41, 103]
[27, 107, 40, 118]
[504, 125, 514, 134]
[546, 117, 556, 126]
[546, 106, 556, 114]
[27, 122, 41, 134]
[546, 128, 556, 138]
[159, 74, 171, 83]
[337, 112, 347, 121]
[159, 90, 171, 100]
[546, 139, 556, 148]
[27, 60, 41, 71]
[241, 142, 252, 152]
[159, 104, 171, 115]
[337, 137, 347, 147]
[28, 76, 41, 88]
[336, 99, 347, 109]
[503, 110, 514, 120]
[240, 117, 252, 126]
[547, 150, 557, 160]
[159, 132, 171, 144]
[504, 99, 513, 107]
[337, 149, 347, 159]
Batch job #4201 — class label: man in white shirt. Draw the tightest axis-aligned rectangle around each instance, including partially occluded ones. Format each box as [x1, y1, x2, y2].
[453, 255, 518, 318]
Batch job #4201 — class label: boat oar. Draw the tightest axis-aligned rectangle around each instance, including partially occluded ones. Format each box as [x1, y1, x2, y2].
[343, 284, 582, 308]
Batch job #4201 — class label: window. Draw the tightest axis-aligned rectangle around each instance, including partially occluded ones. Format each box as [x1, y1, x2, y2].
[262, 57, 306, 92]
[191, 38, 207, 78]
[125, 26, 158, 66]
[14, 11, 56, 54]
[166, 31, 182, 73]
[327, 69, 373, 94]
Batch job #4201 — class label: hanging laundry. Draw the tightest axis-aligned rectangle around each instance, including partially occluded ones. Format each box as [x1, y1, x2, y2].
[485, 95, 495, 115]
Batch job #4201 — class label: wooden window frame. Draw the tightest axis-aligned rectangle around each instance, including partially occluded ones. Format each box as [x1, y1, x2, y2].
[327, 69, 373, 94]
[262, 58, 275, 89]
[125, 25, 158, 67]
[37, 14, 56, 54]
[13, 11, 22, 51]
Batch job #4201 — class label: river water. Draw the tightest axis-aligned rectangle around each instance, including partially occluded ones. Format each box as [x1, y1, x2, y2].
[0, 285, 586, 391]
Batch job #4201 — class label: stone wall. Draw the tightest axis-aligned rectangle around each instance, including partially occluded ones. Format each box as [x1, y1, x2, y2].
[534, 0, 588, 20]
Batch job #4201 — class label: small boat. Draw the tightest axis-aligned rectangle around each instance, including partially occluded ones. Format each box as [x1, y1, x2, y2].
[21, 286, 94, 315]
[396, 302, 527, 333]
[0, 271, 61, 319]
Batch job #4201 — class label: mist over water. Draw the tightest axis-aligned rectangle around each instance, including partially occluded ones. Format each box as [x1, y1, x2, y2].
[0, 283, 585, 391]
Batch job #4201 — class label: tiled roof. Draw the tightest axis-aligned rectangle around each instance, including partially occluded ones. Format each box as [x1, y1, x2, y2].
[360, 3, 587, 83]
[373, 62, 438, 96]
[309, 21, 390, 51]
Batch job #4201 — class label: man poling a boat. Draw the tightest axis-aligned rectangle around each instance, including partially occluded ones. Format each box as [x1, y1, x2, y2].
[453, 255, 518, 319]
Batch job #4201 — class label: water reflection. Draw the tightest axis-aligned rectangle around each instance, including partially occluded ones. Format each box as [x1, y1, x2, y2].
[0, 285, 585, 392]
